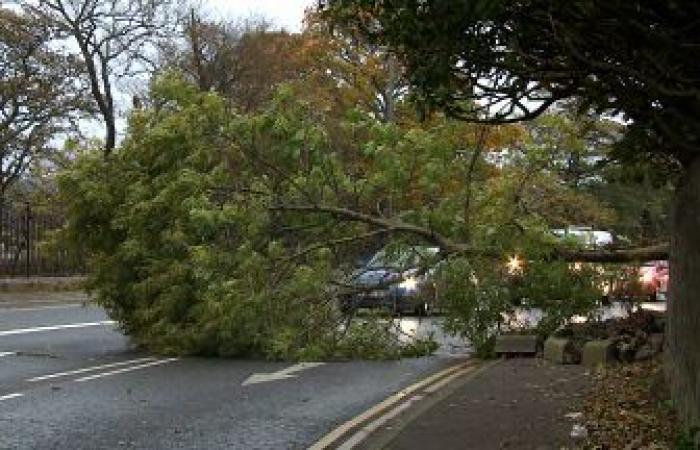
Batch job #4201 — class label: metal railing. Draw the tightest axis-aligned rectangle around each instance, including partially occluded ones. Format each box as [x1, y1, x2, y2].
[0, 202, 83, 277]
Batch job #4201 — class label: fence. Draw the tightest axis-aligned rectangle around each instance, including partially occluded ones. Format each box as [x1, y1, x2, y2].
[0, 202, 83, 277]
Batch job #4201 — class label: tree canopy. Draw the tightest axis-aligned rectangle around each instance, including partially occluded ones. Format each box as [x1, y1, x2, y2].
[323, 0, 700, 165]
[0, 8, 86, 199]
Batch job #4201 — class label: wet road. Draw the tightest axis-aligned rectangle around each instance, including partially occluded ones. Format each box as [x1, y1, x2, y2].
[0, 294, 462, 449]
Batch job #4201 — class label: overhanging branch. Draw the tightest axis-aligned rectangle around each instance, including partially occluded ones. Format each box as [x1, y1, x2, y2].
[555, 243, 669, 263]
[270, 203, 669, 263]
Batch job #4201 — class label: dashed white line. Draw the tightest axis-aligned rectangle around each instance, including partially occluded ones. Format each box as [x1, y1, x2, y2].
[0, 320, 116, 337]
[0, 393, 23, 402]
[28, 357, 156, 382]
[0, 351, 15, 357]
[75, 358, 179, 382]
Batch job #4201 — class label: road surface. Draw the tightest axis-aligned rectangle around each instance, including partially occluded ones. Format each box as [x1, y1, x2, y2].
[0, 293, 463, 449]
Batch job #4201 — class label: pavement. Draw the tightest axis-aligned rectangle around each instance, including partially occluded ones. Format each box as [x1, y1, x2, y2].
[0, 290, 592, 449]
[357, 358, 592, 450]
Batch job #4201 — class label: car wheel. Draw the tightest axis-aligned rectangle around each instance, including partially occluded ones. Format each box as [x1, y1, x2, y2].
[415, 302, 430, 317]
[422, 302, 431, 317]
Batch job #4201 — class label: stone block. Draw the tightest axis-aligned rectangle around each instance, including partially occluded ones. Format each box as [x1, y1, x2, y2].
[634, 345, 655, 361]
[582, 339, 617, 368]
[544, 337, 580, 364]
[649, 333, 665, 353]
[648, 310, 666, 331]
[494, 334, 538, 356]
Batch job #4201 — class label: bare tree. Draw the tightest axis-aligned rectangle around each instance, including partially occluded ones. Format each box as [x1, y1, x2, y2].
[26, 0, 177, 155]
[0, 7, 86, 200]
[159, 9, 317, 113]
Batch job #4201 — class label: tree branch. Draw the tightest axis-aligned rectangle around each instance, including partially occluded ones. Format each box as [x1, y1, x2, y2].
[271, 203, 669, 263]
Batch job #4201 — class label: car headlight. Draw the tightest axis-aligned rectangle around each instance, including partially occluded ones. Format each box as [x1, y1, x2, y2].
[399, 276, 419, 292]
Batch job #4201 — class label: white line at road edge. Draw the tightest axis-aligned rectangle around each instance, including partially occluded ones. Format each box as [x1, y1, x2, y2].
[75, 358, 179, 382]
[0, 393, 23, 402]
[28, 357, 156, 382]
[0, 321, 116, 337]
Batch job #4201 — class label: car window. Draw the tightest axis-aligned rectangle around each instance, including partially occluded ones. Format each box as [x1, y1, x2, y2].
[366, 246, 439, 270]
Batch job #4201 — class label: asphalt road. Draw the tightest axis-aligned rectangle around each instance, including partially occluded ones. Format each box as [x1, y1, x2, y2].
[0, 294, 460, 449]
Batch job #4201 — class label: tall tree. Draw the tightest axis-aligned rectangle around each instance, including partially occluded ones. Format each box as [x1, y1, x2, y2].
[323, 0, 700, 429]
[0, 8, 86, 199]
[301, 10, 409, 123]
[26, 0, 176, 154]
[159, 10, 305, 113]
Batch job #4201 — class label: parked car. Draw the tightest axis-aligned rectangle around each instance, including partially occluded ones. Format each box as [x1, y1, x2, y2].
[551, 226, 614, 248]
[339, 246, 440, 315]
[600, 260, 669, 303]
[638, 260, 669, 301]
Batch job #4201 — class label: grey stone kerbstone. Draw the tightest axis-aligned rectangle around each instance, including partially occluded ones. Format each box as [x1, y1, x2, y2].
[582, 339, 617, 367]
[494, 334, 538, 355]
[544, 337, 578, 364]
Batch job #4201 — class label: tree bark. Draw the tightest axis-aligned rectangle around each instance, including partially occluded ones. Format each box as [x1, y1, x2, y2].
[666, 156, 700, 433]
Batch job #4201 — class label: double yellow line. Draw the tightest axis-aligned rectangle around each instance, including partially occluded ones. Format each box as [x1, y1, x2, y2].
[309, 359, 485, 449]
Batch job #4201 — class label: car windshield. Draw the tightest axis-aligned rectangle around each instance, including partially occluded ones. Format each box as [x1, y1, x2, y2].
[366, 246, 438, 270]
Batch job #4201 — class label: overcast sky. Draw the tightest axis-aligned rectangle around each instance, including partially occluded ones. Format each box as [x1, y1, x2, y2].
[204, 0, 315, 31]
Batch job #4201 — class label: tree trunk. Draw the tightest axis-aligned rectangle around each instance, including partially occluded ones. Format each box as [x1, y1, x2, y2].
[666, 156, 700, 433]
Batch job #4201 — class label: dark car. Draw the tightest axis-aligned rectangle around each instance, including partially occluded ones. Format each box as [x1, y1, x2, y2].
[339, 246, 440, 315]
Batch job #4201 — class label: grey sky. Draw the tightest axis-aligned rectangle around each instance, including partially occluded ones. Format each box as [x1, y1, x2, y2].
[204, 0, 315, 31]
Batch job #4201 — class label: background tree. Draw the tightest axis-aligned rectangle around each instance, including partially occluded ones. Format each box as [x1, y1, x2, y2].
[300, 10, 409, 123]
[159, 9, 307, 113]
[0, 7, 86, 201]
[26, 0, 177, 154]
[323, 0, 699, 429]
[159, 8, 411, 122]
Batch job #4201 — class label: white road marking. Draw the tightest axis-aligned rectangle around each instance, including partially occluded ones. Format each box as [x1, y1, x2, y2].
[242, 362, 325, 386]
[28, 357, 156, 382]
[0, 393, 23, 402]
[0, 352, 15, 357]
[0, 320, 116, 337]
[337, 395, 425, 450]
[75, 358, 179, 382]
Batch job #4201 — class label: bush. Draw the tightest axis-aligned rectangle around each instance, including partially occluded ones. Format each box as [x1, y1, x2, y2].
[437, 253, 601, 357]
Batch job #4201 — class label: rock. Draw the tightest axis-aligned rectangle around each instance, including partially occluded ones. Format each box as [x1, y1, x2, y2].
[648, 310, 666, 331]
[634, 345, 655, 361]
[570, 424, 588, 439]
[582, 339, 617, 368]
[544, 337, 580, 364]
[494, 334, 538, 356]
[649, 333, 664, 353]
[617, 340, 636, 363]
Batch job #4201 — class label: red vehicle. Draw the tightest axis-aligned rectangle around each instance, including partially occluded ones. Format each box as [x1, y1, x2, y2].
[638, 260, 669, 301]
[602, 260, 669, 302]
